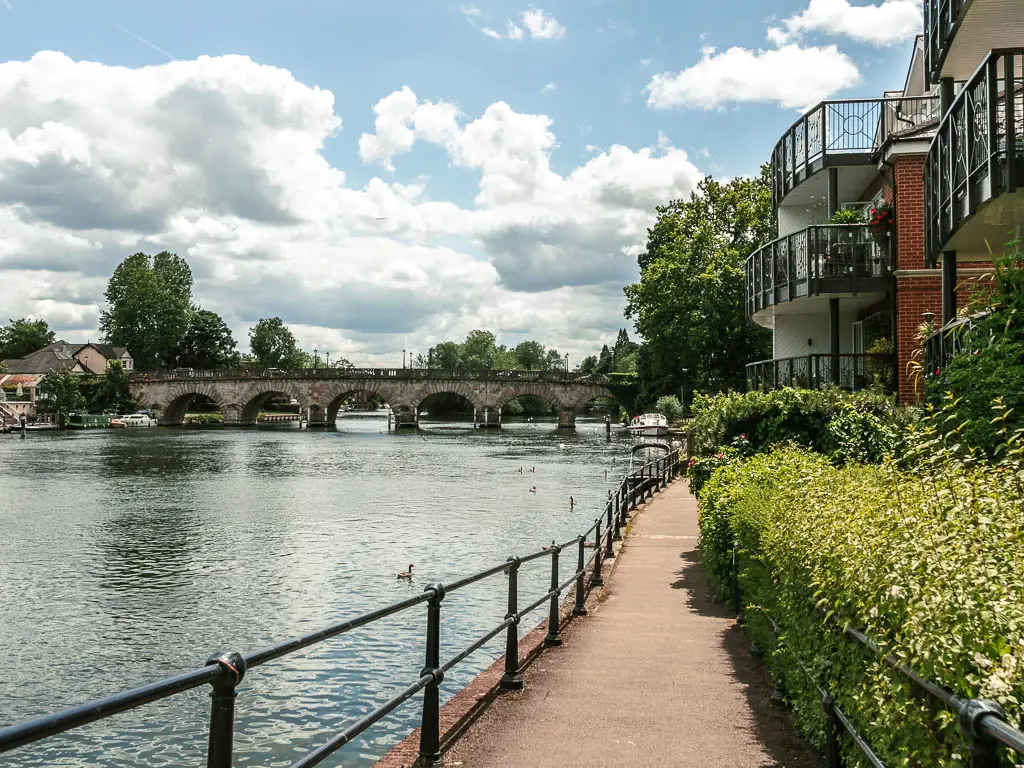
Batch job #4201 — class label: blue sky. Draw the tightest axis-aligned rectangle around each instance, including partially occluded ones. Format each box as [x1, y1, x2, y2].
[0, 0, 923, 363]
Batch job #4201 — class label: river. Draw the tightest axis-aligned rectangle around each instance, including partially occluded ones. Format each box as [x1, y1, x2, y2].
[0, 415, 636, 767]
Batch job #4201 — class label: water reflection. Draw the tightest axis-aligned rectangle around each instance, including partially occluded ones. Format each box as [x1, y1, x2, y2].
[0, 417, 632, 767]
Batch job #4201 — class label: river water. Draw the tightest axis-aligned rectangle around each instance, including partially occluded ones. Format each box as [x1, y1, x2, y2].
[0, 415, 635, 767]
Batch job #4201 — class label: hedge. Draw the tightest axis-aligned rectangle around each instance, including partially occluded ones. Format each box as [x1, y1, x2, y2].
[696, 446, 1024, 766]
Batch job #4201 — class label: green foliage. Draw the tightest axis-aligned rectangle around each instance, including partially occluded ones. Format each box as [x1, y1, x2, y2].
[696, 437, 1024, 767]
[513, 340, 547, 370]
[82, 361, 136, 414]
[248, 317, 304, 370]
[429, 341, 462, 369]
[36, 366, 86, 425]
[929, 241, 1024, 456]
[0, 318, 55, 360]
[828, 208, 864, 224]
[100, 252, 194, 371]
[654, 394, 683, 424]
[691, 387, 914, 464]
[172, 309, 237, 369]
[461, 330, 497, 369]
[624, 167, 774, 403]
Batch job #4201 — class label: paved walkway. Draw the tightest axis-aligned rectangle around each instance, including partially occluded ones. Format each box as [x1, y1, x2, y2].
[446, 481, 817, 768]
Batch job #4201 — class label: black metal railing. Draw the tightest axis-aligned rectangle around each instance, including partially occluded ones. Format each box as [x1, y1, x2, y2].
[129, 368, 610, 385]
[772, 96, 941, 207]
[924, 0, 967, 87]
[923, 308, 995, 378]
[745, 224, 893, 316]
[0, 450, 682, 767]
[746, 353, 895, 393]
[925, 49, 1023, 264]
[731, 556, 1024, 768]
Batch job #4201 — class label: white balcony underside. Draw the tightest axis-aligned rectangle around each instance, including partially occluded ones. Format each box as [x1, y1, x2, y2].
[940, 0, 1024, 82]
[777, 165, 879, 236]
[751, 291, 889, 330]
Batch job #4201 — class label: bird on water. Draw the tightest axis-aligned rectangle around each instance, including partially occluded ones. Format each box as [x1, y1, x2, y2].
[397, 564, 414, 580]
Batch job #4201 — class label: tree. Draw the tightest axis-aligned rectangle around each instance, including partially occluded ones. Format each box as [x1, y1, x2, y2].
[461, 330, 497, 369]
[654, 394, 683, 424]
[36, 366, 85, 426]
[493, 346, 518, 370]
[248, 318, 302, 369]
[100, 252, 194, 371]
[428, 341, 462, 369]
[513, 341, 547, 370]
[171, 309, 237, 369]
[624, 167, 774, 403]
[597, 345, 614, 374]
[543, 348, 564, 371]
[93, 360, 135, 413]
[0, 318, 55, 360]
[578, 355, 599, 374]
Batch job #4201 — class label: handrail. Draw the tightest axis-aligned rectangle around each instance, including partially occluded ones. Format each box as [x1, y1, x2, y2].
[734, 561, 1024, 767]
[128, 367, 613, 385]
[745, 353, 895, 394]
[0, 449, 683, 767]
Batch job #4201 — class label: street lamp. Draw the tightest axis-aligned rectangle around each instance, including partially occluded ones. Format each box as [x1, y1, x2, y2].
[313, 347, 319, 371]
[680, 367, 689, 414]
[564, 353, 569, 376]
[325, 351, 331, 368]
[403, 349, 406, 369]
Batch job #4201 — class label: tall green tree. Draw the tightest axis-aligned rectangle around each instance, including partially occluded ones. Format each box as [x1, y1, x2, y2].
[513, 340, 547, 370]
[543, 348, 564, 371]
[427, 341, 462, 369]
[172, 309, 237, 369]
[100, 252, 194, 371]
[461, 330, 497, 369]
[36, 367, 85, 426]
[624, 167, 774, 403]
[597, 344, 614, 373]
[248, 317, 303, 369]
[0, 318, 55, 359]
[90, 360, 135, 414]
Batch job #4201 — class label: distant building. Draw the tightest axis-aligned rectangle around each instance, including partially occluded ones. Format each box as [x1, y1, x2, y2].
[74, 343, 134, 374]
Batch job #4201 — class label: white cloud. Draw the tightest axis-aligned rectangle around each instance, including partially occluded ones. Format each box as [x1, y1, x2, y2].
[0, 54, 704, 361]
[645, 43, 860, 110]
[770, 0, 922, 46]
[542, 82, 558, 92]
[522, 8, 565, 39]
[506, 21, 525, 40]
[459, 3, 482, 17]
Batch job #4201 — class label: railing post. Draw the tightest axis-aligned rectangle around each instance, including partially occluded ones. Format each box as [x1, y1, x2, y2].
[958, 699, 1005, 768]
[500, 558, 523, 690]
[205, 652, 246, 768]
[613, 491, 622, 541]
[647, 463, 654, 500]
[821, 693, 844, 768]
[418, 584, 446, 765]
[605, 501, 615, 557]
[544, 544, 562, 647]
[573, 536, 588, 616]
[591, 518, 604, 587]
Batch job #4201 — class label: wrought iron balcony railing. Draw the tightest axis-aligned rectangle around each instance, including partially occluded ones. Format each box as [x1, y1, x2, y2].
[772, 96, 941, 207]
[745, 224, 893, 317]
[746, 354, 895, 393]
[924, 0, 967, 87]
[925, 48, 1023, 263]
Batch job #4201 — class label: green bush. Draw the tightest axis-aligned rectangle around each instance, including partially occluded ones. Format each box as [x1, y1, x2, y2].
[654, 394, 683, 424]
[696, 442, 1024, 766]
[690, 387, 914, 464]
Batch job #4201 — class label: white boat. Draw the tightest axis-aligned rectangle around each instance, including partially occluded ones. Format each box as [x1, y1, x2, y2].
[119, 413, 158, 427]
[628, 413, 669, 436]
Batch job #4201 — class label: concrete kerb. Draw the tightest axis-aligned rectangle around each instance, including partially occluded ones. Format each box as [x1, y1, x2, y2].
[373, 478, 679, 768]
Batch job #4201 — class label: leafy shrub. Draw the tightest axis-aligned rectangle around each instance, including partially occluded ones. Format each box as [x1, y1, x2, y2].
[696, 439, 1024, 766]
[654, 394, 683, 424]
[691, 387, 914, 464]
[829, 207, 864, 224]
[929, 242, 1024, 457]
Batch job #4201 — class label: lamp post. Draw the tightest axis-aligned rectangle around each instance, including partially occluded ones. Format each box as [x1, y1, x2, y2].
[403, 349, 406, 369]
[325, 351, 330, 368]
[313, 348, 319, 371]
[680, 367, 689, 414]
[564, 353, 569, 377]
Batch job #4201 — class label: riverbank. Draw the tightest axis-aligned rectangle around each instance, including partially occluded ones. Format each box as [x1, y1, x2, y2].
[438, 481, 816, 767]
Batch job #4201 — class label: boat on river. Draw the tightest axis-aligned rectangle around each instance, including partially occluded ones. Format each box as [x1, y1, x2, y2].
[68, 413, 112, 429]
[628, 413, 669, 436]
[111, 413, 158, 427]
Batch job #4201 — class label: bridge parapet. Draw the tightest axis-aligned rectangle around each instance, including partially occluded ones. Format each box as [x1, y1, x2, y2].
[128, 368, 610, 385]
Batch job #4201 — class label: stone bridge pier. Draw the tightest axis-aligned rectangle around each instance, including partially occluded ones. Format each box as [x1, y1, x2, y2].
[130, 372, 615, 431]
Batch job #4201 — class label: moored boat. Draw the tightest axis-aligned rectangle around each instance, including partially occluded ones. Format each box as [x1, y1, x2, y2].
[628, 413, 669, 437]
[68, 413, 112, 429]
[118, 413, 158, 427]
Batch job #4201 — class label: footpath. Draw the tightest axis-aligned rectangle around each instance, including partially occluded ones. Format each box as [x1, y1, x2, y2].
[444, 481, 817, 768]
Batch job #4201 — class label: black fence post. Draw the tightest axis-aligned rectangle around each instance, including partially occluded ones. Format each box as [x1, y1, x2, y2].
[821, 692, 844, 768]
[647, 463, 654, 500]
[500, 557, 523, 690]
[613, 491, 622, 541]
[605, 502, 615, 557]
[573, 536, 588, 616]
[544, 544, 562, 647]
[591, 519, 604, 587]
[958, 699, 1006, 768]
[205, 652, 246, 768]
[732, 542, 743, 622]
[418, 584, 446, 765]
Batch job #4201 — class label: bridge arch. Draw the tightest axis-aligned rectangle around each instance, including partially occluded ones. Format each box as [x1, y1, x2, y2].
[323, 382, 399, 425]
[154, 383, 226, 426]
[237, 381, 308, 425]
[409, 381, 485, 413]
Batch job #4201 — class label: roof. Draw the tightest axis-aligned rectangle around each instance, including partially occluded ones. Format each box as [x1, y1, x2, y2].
[3, 341, 84, 374]
[78, 343, 131, 359]
[0, 373, 40, 387]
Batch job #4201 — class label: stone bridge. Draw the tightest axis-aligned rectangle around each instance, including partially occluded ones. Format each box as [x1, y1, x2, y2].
[129, 369, 616, 429]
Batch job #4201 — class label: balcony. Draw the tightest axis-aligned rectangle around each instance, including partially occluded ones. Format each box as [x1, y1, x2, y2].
[772, 97, 941, 208]
[925, 49, 1023, 262]
[745, 225, 893, 319]
[746, 354, 895, 393]
[925, 0, 1024, 85]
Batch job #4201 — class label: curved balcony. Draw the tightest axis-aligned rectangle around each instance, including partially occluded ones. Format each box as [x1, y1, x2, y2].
[772, 97, 940, 208]
[925, 48, 1023, 262]
[745, 225, 893, 320]
[925, 0, 1024, 85]
[746, 354, 895, 393]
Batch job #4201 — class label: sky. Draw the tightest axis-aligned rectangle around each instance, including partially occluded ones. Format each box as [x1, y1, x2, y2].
[0, 0, 923, 366]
